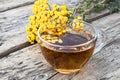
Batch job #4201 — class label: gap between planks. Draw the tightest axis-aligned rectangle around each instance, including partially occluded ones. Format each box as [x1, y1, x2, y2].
[0, 42, 31, 58]
[0, 1, 34, 13]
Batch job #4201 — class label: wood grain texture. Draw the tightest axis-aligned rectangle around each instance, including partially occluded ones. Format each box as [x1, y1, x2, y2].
[0, 5, 32, 55]
[0, 0, 34, 12]
[0, 44, 57, 80]
[0, 13, 120, 80]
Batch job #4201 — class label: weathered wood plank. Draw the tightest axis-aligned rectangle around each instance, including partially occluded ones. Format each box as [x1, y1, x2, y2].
[0, 0, 34, 12]
[86, 9, 111, 22]
[48, 12, 120, 80]
[0, 13, 120, 80]
[0, 5, 32, 56]
[0, 44, 57, 80]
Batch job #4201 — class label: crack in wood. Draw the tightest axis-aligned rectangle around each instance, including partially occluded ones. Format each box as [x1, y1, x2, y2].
[34, 62, 43, 65]
[18, 62, 23, 65]
[0, 42, 32, 58]
[0, 72, 8, 76]
[0, 1, 34, 13]
[46, 72, 59, 80]
[100, 77, 110, 80]
[20, 67, 58, 80]
[86, 10, 112, 22]
[105, 21, 120, 31]
[104, 38, 120, 48]
[12, 65, 28, 70]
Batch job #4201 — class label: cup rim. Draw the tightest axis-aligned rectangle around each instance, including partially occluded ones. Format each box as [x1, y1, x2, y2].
[38, 21, 97, 48]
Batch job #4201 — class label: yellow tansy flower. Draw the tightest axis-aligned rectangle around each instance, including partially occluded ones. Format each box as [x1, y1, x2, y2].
[26, 0, 83, 44]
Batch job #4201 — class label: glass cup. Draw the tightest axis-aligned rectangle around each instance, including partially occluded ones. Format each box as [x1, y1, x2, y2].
[38, 21, 106, 74]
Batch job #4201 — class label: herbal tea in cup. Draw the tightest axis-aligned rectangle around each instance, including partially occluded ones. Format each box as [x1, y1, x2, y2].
[38, 21, 106, 74]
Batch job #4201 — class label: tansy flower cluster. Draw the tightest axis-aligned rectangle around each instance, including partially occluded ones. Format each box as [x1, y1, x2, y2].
[72, 16, 84, 32]
[26, 0, 84, 44]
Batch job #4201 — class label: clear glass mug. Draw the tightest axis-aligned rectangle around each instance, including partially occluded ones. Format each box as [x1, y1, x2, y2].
[38, 21, 106, 74]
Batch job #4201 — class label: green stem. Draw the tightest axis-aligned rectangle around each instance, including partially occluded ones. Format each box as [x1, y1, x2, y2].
[82, 0, 108, 15]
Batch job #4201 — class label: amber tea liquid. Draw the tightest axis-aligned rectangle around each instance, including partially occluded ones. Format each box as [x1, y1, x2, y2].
[40, 32, 96, 74]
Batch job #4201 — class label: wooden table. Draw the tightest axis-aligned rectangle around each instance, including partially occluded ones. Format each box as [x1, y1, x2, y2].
[0, 0, 120, 80]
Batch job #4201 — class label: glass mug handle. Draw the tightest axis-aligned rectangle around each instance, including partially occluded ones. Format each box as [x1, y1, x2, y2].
[94, 28, 107, 54]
